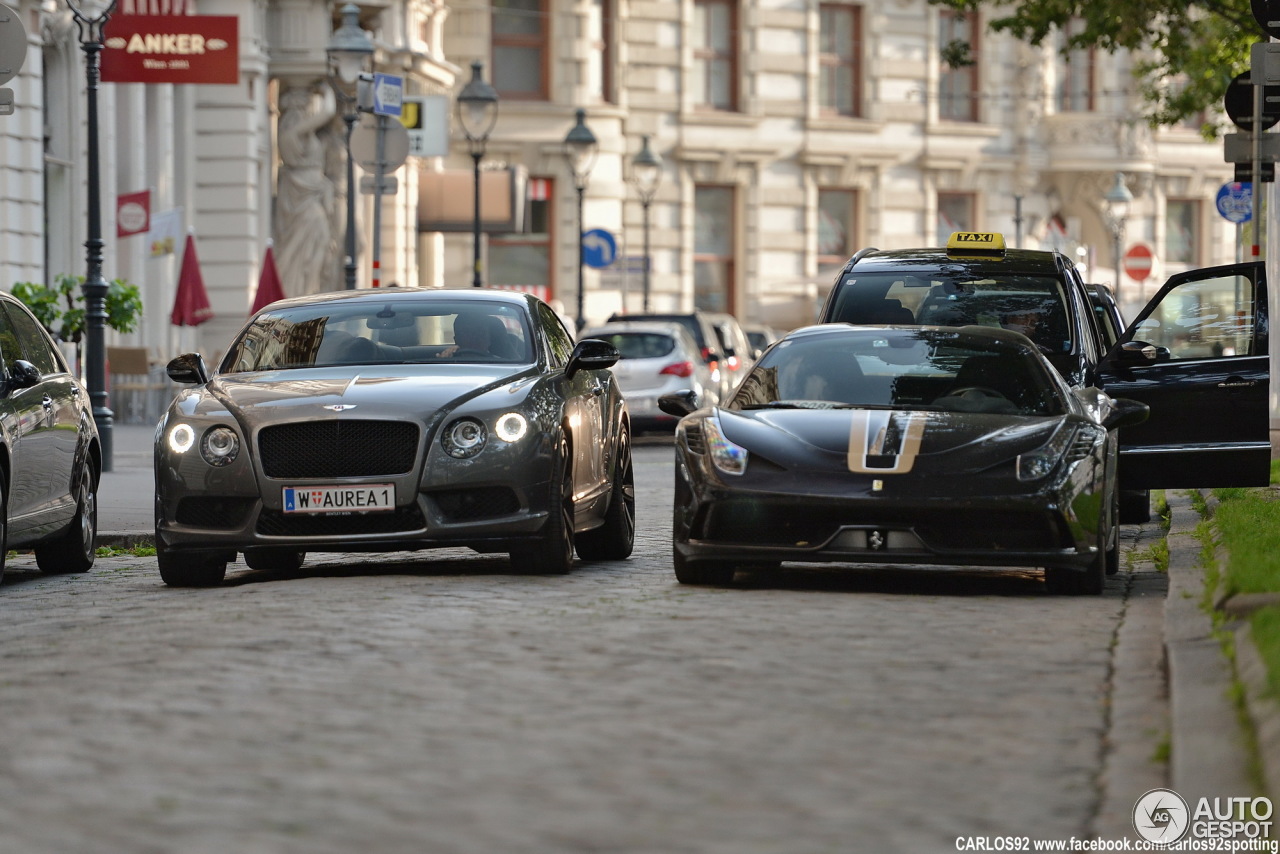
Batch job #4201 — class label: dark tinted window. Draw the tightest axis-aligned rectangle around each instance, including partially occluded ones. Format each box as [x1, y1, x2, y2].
[4, 303, 60, 375]
[590, 332, 676, 359]
[538, 302, 574, 366]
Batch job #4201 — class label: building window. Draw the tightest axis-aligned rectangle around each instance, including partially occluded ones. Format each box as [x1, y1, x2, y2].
[1054, 19, 1095, 112]
[938, 11, 979, 122]
[490, 176, 554, 299]
[937, 192, 975, 243]
[587, 0, 614, 104]
[818, 188, 857, 266]
[818, 5, 861, 117]
[695, 185, 736, 314]
[693, 0, 737, 111]
[492, 0, 548, 101]
[1166, 199, 1199, 265]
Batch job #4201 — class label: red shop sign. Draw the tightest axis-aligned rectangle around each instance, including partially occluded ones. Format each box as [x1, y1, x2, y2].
[101, 15, 239, 85]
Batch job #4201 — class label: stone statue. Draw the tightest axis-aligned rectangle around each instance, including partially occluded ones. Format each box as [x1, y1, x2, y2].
[275, 84, 337, 297]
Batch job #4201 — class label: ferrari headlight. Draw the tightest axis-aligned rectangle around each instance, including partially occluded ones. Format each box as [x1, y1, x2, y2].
[200, 426, 241, 467]
[168, 423, 195, 454]
[495, 412, 528, 443]
[704, 417, 748, 476]
[1016, 425, 1074, 481]
[443, 418, 487, 458]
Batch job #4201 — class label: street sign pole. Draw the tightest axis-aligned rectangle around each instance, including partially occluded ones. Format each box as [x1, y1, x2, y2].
[373, 113, 386, 287]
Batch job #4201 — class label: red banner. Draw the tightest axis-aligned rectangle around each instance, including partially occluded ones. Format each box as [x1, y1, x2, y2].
[117, 189, 150, 238]
[101, 15, 239, 85]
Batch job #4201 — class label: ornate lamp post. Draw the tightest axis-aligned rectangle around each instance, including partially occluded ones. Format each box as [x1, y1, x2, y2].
[326, 3, 374, 290]
[562, 109, 597, 331]
[457, 61, 499, 289]
[1103, 172, 1133, 300]
[629, 135, 663, 313]
[69, 0, 119, 472]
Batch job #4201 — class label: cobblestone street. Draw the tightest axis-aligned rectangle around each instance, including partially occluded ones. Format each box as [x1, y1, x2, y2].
[0, 442, 1167, 853]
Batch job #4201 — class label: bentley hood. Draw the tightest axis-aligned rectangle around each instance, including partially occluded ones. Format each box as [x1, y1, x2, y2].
[715, 407, 1067, 476]
[186, 365, 536, 420]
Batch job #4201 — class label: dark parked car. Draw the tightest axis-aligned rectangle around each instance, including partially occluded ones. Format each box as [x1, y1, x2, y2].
[155, 288, 634, 586]
[0, 291, 101, 583]
[660, 324, 1149, 594]
[818, 232, 1269, 516]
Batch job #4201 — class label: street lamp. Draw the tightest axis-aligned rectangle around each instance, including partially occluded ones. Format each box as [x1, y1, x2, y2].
[629, 135, 662, 313]
[457, 62, 499, 289]
[326, 3, 374, 290]
[69, 0, 119, 472]
[562, 108, 597, 331]
[1103, 172, 1133, 299]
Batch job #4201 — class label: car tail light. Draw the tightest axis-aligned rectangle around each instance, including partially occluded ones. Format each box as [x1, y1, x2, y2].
[660, 361, 694, 378]
[726, 355, 741, 371]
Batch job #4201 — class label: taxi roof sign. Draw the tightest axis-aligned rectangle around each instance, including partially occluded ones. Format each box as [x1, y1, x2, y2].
[946, 231, 1006, 258]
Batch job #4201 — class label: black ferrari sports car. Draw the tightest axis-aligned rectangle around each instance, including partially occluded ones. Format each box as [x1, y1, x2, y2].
[659, 324, 1149, 594]
[155, 288, 634, 586]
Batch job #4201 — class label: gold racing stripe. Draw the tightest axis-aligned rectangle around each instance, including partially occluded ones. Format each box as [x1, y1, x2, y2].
[846, 410, 927, 474]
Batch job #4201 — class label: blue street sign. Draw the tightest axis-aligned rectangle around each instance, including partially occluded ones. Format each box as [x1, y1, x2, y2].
[1217, 181, 1253, 223]
[582, 228, 618, 269]
[372, 73, 403, 118]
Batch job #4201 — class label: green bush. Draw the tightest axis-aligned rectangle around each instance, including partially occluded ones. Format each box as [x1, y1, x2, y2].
[11, 274, 143, 344]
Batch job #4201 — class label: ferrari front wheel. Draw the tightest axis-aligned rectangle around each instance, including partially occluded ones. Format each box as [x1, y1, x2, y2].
[673, 550, 735, 586]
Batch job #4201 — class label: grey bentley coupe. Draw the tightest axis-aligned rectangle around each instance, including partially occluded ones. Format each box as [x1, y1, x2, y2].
[154, 287, 634, 586]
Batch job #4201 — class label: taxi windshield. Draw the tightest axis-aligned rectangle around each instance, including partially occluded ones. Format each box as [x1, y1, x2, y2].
[730, 328, 1065, 417]
[221, 300, 534, 372]
[827, 273, 1073, 355]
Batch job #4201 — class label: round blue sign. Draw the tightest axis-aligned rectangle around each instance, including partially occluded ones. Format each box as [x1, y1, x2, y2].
[1216, 182, 1253, 223]
[581, 228, 618, 269]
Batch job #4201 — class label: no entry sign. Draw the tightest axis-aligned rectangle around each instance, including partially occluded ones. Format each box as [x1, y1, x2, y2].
[1123, 243, 1155, 283]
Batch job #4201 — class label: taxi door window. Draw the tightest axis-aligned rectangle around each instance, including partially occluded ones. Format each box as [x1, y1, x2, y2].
[4, 304, 60, 375]
[1132, 275, 1255, 359]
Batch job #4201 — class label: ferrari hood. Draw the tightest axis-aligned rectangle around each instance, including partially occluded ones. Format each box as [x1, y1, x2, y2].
[717, 407, 1066, 474]
[201, 365, 534, 418]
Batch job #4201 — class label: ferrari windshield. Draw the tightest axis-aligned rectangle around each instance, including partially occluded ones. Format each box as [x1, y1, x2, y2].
[222, 299, 534, 372]
[730, 328, 1067, 416]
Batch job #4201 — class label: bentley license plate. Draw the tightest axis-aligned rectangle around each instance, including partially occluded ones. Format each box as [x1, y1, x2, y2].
[282, 484, 395, 514]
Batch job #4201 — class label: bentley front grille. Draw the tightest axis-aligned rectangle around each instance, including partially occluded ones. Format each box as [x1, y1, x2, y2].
[259, 421, 419, 479]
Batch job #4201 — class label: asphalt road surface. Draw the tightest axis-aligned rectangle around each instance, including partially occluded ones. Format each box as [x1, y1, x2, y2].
[0, 439, 1166, 853]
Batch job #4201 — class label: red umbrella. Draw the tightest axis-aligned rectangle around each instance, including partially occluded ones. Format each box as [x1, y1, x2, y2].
[171, 232, 213, 327]
[251, 241, 286, 314]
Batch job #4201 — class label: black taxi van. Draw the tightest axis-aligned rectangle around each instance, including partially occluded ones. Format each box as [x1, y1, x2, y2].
[818, 232, 1269, 513]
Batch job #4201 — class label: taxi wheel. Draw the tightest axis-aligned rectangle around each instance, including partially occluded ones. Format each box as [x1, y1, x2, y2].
[510, 434, 574, 575]
[1118, 489, 1151, 524]
[157, 538, 228, 587]
[673, 550, 735, 586]
[574, 427, 635, 561]
[243, 548, 306, 572]
[36, 464, 97, 575]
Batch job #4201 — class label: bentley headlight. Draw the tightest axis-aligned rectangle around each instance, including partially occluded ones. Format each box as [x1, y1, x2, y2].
[495, 412, 528, 443]
[1016, 424, 1074, 481]
[443, 418, 487, 458]
[704, 417, 748, 476]
[200, 426, 241, 467]
[168, 423, 195, 454]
